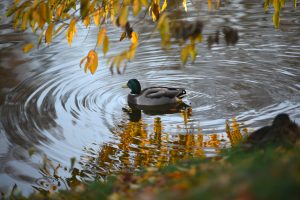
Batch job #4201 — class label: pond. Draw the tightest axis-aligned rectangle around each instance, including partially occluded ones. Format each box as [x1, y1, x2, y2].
[0, 0, 300, 196]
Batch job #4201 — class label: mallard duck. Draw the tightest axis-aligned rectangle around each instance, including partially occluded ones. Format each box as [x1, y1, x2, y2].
[123, 79, 186, 107]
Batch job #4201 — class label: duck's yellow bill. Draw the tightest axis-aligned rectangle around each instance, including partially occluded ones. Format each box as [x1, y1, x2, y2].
[122, 84, 128, 88]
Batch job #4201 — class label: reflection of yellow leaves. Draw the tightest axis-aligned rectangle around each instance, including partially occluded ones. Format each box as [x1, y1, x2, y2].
[273, 11, 280, 28]
[23, 43, 34, 53]
[181, 46, 189, 65]
[66, 18, 77, 46]
[182, 0, 187, 12]
[97, 27, 106, 47]
[226, 118, 244, 146]
[80, 50, 98, 74]
[180, 44, 197, 65]
[45, 23, 54, 44]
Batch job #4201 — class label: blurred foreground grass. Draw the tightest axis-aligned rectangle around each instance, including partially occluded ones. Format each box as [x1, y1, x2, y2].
[10, 143, 300, 200]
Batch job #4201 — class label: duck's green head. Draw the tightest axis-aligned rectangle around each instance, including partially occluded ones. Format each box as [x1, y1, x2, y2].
[126, 79, 141, 94]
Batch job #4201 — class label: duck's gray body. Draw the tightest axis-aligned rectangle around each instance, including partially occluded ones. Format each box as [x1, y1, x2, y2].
[128, 87, 186, 106]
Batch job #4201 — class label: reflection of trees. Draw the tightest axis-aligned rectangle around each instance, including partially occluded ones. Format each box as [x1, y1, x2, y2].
[79, 108, 247, 182]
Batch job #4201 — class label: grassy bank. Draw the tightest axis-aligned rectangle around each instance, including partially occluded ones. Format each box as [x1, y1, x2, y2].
[10, 143, 300, 200]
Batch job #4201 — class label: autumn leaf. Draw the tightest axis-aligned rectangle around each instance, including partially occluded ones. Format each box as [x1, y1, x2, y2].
[162, 0, 168, 12]
[141, 0, 149, 7]
[45, 23, 54, 44]
[133, 0, 141, 16]
[119, 6, 128, 27]
[131, 32, 139, 44]
[103, 36, 109, 56]
[97, 27, 106, 47]
[127, 43, 138, 60]
[83, 16, 90, 28]
[21, 10, 29, 31]
[151, 3, 160, 21]
[120, 32, 127, 41]
[23, 43, 34, 53]
[80, 50, 98, 74]
[80, 0, 90, 19]
[93, 9, 101, 26]
[66, 18, 77, 46]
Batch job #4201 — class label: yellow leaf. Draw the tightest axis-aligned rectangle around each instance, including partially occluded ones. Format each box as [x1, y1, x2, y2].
[141, 0, 149, 7]
[37, 29, 44, 48]
[127, 43, 138, 60]
[120, 32, 127, 41]
[97, 27, 106, 47]
[83, 16, 90, 28]
[38, 3, 46, 28]
[131, 32, 139, 44]
[80, 0, 90, 19]
[56, 4, 65, 18]
[103, 36, 109, 56]
[21, 10, 30, 31]
[80, 56, 87, 67]
[119, 6, 128, 27]
[133, 0, 141, 16]
[151, 3, 160, 21]
[45, 23, 54, 44]
[93, 9, 101, 26]
[182, 0, 187, 12]
[82, 50, 98, 74]
[162, 0, 167, 12]
[39, 2, 47, 22]
[66, 18, 77, 46]
[295, 0, 297, 8]
[23, 43, 34, 53]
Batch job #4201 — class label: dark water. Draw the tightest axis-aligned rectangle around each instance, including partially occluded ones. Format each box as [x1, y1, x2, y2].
[0, 0, 300, 196]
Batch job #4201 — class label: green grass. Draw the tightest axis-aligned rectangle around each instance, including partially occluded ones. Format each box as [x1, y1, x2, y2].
[8, 144, 300, 200]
